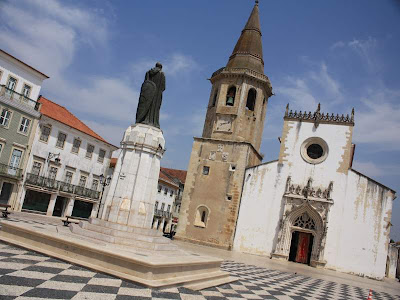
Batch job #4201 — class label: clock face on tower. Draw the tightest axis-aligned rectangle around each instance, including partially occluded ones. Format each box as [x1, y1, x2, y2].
[215, 115, 233, 132]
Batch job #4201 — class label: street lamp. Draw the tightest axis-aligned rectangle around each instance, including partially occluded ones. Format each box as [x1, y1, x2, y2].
[97, 174, 111, 218]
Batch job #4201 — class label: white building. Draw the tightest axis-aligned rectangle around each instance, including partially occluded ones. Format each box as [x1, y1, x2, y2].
[17, 96, 118, 218]
[233, 104, 396, 280]
[0, 49, 48, 208]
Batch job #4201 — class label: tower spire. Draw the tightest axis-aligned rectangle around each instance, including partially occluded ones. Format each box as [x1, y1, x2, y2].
[226, 2, 264, 74]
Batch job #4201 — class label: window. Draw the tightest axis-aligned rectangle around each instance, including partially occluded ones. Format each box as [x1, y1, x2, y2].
[195, 206, 209, 228]
[56, 132, 67, 148]
[22, 84, 31, 98]
[0, 143, 3, 157]
[246, 88, 257, 111]
[202, 166, 210, 175]
[0, 108, 12, 127]
[8, 149, 23, 176]
[31, 161, 42, 176]
[91, 179, 99, 191]
[300, 137, 329, 165]
[164, 188, 168, 195]
[307, 144, 323, 159]
[170, 190, 174, 197]
[19, 117, 31, 134]
[40, 125, 51, 142]
[65, 171, 73, 184]
[71, 138, 81, 154]
[158, 185, 162, 193]
[293, 212, 316, 230]
[201, 211, 206, 222]
[79, 175, 87, 187]
[49, 167, 58, 180]
[212, 88, 218, 107]
[226, 86, 236, 106]
[6, 77, 17, 92]
[98, 149, 106, 163]
[167, 205, 171, 212]
[161, 203, 165, 211]
[155, 201, 159, 210]
[86, 144, 94, 159]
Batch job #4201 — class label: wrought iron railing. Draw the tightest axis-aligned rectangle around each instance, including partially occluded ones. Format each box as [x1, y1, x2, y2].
[25, 173, 100, 200]
[0, 85, 40, 111]
[0, 163, 23, 179]
[154, 208, 172, 218]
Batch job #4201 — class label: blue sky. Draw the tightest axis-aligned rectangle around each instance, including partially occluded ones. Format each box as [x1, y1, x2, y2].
[1, 0, 399, 240]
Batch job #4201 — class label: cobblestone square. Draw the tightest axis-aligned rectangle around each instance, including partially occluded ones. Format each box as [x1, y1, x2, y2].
[0, 242, 399, 300]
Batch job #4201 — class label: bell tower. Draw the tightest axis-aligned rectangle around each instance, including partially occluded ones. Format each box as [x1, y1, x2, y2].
[176, 2, 273, 249]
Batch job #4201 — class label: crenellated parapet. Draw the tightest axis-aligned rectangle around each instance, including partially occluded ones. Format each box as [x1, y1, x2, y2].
[284, 103, 354, 127]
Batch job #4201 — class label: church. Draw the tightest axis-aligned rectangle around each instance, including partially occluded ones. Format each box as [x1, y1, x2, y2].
[175, 1, 396, 280]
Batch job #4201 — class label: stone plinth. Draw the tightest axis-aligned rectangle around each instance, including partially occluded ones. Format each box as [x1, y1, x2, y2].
[104, 124, 165, 228]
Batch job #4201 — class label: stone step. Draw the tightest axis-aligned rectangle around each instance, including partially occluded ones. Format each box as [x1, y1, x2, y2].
[89, 218, 163, 237]
[80, 222, 170, 244]
[70, 224, 176, 251]
[184, 273, 238, 291]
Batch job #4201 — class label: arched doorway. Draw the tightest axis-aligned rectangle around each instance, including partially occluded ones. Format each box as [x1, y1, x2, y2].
[288, 212, 317, 265]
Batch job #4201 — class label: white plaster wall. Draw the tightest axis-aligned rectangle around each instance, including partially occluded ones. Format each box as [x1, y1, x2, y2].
[155, 182, 177, 212]
[0, 56, 45, 100]
[22, 116, 116, 194]
[386, 244, 399, 279]
[234, 120, 394, 279]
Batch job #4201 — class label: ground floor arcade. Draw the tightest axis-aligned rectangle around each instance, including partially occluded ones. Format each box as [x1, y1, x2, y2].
[18, 187, 98, 219]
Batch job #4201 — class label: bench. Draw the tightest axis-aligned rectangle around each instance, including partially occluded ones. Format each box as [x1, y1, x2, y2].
[0, 204, 11, 218]
[62, 215, 86, 226]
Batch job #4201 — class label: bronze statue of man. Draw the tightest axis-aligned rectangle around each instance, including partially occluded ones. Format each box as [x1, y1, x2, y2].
[135, 62, 166, 128]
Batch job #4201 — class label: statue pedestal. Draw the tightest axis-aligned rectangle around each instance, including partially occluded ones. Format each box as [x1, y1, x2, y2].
[104, 124, 165, 228]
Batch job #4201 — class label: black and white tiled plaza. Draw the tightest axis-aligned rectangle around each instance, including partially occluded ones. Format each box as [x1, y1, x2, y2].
[0, 242, 399, 300]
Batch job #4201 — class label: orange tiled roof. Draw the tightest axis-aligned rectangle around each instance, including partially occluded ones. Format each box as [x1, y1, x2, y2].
[160, 167, 187, 184]
[39, 96, 116, 148]
[158, 170, 178, 187]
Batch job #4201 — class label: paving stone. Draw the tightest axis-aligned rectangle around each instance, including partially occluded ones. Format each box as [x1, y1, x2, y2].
[0, 243, 398, 300]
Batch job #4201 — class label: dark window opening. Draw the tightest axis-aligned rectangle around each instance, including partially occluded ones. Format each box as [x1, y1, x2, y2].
[227, 195, 232, 201]
[246, 88, 257, 111]
[203, 166, 210, 175]
[226, 86, 236, 106]
[307, 144, 324, 159]
[22, 190, 50, 213]
[72, 200, 93, 219]
[212, 89, 218, 106]
[201, 211, 206, 222]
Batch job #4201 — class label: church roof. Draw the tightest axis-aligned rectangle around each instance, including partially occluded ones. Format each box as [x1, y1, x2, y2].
[226, 2, 264, 74]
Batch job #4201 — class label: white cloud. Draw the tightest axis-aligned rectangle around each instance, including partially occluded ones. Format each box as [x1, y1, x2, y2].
[163, 53, 197, 76]
[309, 63, 342, 100]
[82, 119, 124, 148]
[352, 161, 400, 178]
[353, 92, 400, 150]
[330, 41, 345, 50]
[0, 0, 199, 146]
[276, 77, 318, 110]
[331, 37, 380, 72]
[130, 53, 198, 81]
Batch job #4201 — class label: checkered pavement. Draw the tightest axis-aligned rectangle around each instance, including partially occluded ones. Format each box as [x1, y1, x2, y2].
[0, 242, 399, 300]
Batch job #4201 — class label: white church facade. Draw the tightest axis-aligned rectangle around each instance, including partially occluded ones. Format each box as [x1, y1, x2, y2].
[233, 104, 396, 280]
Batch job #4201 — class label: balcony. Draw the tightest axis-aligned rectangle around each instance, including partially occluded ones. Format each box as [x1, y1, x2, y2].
[25, 173, 100, 200]
[0, 163, 23, 180]
[154, 208, 172, 219]
[0, 85, 40, 111]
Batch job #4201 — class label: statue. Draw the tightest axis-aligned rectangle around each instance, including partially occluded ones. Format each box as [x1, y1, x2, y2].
[135, 62, 166, 128]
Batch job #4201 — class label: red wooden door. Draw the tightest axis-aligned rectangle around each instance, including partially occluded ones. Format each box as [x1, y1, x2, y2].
[295, 232, 311, 264]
